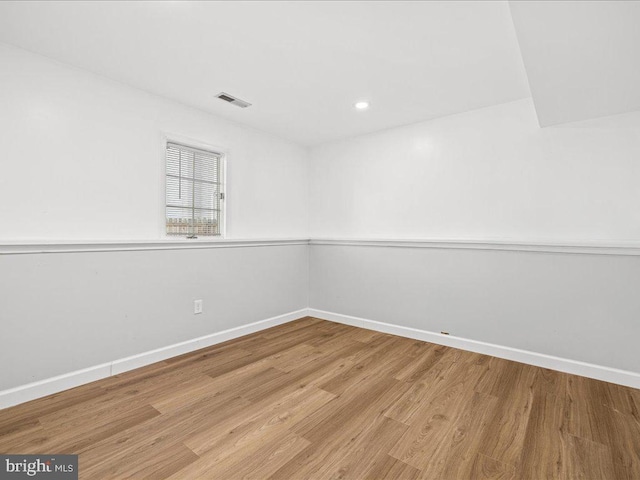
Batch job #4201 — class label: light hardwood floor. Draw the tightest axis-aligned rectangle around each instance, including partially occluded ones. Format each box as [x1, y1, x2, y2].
[1, 317, 639, 479]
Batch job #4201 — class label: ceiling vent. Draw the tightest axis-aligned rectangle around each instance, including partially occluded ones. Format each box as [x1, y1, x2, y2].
[215, 92, 252, 108]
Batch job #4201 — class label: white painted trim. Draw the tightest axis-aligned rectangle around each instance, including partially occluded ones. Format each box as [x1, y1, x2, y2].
[0, 364, 112, 411]
[159, 131, 229, 240]
[308, 309, 640, 389]
[4, 306, 639, 408]
[4, 238, 640, 256]
[0, 309, 309, 410]
[111, 308, 307, 374]
[310, 238, 640, 256]
[0, 238, 308, 255]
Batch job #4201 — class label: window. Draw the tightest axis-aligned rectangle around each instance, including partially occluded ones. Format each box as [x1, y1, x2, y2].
[165, 141, 224, 238]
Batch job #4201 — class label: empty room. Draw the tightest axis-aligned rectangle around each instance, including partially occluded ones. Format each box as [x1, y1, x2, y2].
[1, 1, 640, 479]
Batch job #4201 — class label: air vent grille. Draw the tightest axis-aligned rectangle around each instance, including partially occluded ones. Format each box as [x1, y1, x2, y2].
[215, 92, 252, 108]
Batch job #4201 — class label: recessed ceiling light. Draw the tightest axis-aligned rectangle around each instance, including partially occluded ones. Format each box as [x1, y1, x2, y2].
[355, 101, 370, 110]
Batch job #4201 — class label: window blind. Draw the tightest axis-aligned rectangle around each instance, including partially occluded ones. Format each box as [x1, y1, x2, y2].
[166, 142, 223, 237]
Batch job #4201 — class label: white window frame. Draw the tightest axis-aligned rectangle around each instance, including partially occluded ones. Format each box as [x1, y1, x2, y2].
[160, 133, 227, 239]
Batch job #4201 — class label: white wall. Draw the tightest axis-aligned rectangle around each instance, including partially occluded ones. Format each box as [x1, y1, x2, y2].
[0, 44, 310, 398]
[0, 43, 308, 241]
[4, 41, 640, 400]
[308, 99, 640, 376]
[310, 98, 640, 242]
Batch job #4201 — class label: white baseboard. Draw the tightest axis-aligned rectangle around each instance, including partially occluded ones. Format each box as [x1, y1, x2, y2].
[0, 363, 113, 411]
[308, 309, 640, 390]
[110, 309, 308, 375]
[0, 308, 309, 410]
[5, 306, 638, 410]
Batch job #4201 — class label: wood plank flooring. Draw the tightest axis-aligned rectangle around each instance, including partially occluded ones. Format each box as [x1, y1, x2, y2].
[1, 317, 639, 479]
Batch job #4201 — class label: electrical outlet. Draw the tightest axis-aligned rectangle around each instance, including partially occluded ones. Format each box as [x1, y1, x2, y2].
[194, 299, 203, 314]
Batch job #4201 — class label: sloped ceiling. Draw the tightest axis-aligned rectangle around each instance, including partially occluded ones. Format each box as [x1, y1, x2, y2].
[509, 0, 640, 127]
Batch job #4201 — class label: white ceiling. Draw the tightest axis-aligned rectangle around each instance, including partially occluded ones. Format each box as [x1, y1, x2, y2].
[2, 1, 638, 145]
[510, 1, 640, 127]
[0, 1, 530, 146]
